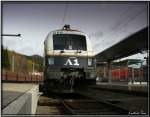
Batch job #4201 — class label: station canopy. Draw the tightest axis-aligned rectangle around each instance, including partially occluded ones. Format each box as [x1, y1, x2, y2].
[112, 59, 144, 66]
[95, 27, 148, 62]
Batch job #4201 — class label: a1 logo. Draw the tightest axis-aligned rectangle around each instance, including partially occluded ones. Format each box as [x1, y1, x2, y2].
[64, 57, 79, 66]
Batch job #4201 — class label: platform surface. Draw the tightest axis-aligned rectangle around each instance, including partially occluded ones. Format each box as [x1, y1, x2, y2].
[95, 82, 148, 93]
[2, 83, 38, 109]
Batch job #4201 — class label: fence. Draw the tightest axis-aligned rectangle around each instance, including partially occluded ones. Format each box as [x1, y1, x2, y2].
[2, 70, 43, 83]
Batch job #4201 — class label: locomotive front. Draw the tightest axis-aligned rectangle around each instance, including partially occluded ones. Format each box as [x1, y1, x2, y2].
[44, 25, 96, 92]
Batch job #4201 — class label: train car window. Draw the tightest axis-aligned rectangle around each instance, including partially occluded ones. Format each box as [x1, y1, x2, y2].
[53, 34, 87, 50]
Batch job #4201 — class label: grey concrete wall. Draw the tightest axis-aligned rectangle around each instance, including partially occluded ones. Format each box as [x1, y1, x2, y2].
[2, 85, 39, 115]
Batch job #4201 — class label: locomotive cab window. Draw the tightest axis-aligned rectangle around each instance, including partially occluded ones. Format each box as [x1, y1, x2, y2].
[53, 34, 87, 50]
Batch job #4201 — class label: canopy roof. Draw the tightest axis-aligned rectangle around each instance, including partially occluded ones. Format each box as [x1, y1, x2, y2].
[95, 27, 148, 62]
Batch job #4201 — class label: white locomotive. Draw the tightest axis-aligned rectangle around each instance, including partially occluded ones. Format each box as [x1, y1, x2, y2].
[44, 25, 96, 93]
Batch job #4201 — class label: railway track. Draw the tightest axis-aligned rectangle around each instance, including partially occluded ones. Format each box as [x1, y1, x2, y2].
[61, 98, 128, 115]
[36, 82, 148, 115]
[36, 81, 148, 115]
[36, 92, 129, 115]
[75, 86, 148, 115]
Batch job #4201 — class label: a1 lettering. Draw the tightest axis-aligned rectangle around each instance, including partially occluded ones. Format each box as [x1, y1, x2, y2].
[64, 58, 79, 66]
[64, 59, 73, 65]
[74, 59, 79, 66]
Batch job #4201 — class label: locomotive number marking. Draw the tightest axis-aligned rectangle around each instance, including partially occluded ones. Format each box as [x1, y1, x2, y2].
[73, 59, 79, 66]
[64, 58, 79, 66]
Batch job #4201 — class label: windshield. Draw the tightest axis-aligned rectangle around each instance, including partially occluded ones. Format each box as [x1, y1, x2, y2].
[53, 34, 87, 50]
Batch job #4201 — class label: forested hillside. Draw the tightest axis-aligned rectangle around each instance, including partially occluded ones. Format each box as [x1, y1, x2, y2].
[2, 47, 43, 73]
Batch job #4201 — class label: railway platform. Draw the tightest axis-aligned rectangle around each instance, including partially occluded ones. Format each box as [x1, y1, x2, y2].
[94, 82, 148, 93]
[2, 83, 39, 115]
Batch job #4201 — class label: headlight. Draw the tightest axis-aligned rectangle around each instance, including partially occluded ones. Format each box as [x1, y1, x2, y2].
[48, 57, 54, 65]
[90, 73, 95, 78]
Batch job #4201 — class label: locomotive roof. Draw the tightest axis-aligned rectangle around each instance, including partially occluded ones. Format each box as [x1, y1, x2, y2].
[48, 29, 86, 37]
[52, 25, 85, 35]
[55, 28, 82, 32]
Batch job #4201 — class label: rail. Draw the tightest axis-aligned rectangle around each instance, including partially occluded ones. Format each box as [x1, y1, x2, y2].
[60, 93, 129, 115]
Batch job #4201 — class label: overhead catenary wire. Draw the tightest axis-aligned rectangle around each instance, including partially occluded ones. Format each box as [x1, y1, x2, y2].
[94, 7, 146, 54]
[90, 6, 146, 43]
[61, 3, 69, 26]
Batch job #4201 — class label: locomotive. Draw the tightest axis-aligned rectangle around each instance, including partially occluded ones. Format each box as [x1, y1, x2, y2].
[44, 25, 96, 93]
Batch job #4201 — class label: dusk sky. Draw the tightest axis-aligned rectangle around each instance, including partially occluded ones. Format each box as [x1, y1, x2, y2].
[2, 2, 148, 57]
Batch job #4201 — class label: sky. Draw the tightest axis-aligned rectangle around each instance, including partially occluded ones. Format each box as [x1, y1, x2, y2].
[2, 2, 148, 57]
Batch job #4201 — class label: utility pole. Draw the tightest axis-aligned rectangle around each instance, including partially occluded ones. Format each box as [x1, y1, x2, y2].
[2, 33, 21, 72]
[12, 55, 15, 72]
[2, 34, 21, 37]
[32, 62, 35, 74]
[2, 34, 21, 48]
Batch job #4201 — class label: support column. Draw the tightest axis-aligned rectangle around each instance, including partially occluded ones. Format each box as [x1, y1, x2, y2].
[103, 67, 106, 78]
[140, 62, 143, 84]
[107, 61, 112, 84]
[132, 68, 134, 84]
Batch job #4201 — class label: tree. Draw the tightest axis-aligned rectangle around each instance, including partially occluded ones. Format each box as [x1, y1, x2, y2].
[27, 60, 33, 73]
[2, 47, 10, 70]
